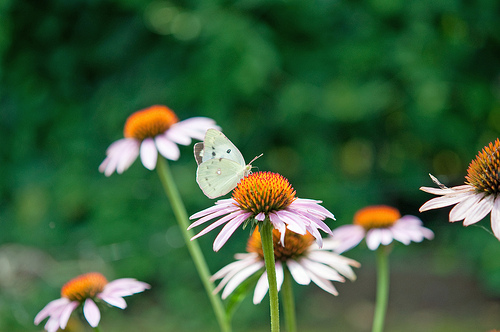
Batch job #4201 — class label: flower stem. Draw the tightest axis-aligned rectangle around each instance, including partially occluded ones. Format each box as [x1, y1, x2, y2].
[372, 246, 390, 332]
[282, 267, 296, 332]
[93, 327, 101, 332]
[259, 220, 280, 332]
[156, 157, 231, 332]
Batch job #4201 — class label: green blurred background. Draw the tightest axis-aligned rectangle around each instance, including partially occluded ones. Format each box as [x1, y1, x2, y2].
[2, 0, 500, 331]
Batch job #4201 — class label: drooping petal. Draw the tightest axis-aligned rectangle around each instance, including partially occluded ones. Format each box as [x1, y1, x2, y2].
[220, 260, 264, 299]
[463, 194, 494, 226]
[490, 197, 500, 240]
[419, 192, 471, 212]
[139, 138, 158, 170]
[34, 298, 71, 325]
[253, 271, 270, 304]
[213, 214, 250, 251]
[155, 135, 180, 161]
[58, 301, 79, 329]
[100, 294, 128, 309]
[330, 225, 365, 253]
[83, 299, 101, 327]
[449, 193, 484, 222]
[286, 259, 311, 285]
[365, 228, 383, 250]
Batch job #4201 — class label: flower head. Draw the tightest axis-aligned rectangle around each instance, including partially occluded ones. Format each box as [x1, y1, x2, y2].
[189, 171, 335, 251]
[420, 139, 500, 239]
[329, 205, 434, 253]
[99, 105, 219, 176]
[211, 227, 359, 304]
[34, 272, 150, 332]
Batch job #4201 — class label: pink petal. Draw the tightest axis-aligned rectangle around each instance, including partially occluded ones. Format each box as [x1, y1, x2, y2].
[139, 138, 158, 170]
[331, 225, 365, 253]
[34, 298, 70, 325]
[59, 301, 79, 329]
[213, 214, 249, 251]
[155, 135, 180, 160]
[100, 294, 127, 309]
[83, 299, 101, 327]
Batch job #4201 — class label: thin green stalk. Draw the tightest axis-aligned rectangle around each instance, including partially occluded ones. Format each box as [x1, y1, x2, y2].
[259, 220, 280, 332]
[372, 246, 390, 332]
[282, 267, 297, 332]
[156, 157, 231, 332]
[93, 327, 101, 332]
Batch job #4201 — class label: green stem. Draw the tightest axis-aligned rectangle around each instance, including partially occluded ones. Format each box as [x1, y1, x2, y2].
[93, 327, 101, 332]
[156, 157, 231, 332]
[259, 220, 280, 332]
[282, 267, 297, 332]
[372, 247, 390, 332]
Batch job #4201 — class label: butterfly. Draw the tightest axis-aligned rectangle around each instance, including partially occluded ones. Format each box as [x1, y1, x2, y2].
[194, 129, 262, 199]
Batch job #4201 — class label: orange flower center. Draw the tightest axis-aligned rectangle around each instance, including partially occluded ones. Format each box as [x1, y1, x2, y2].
[232, 172, 296, 215]
[123, 105, 179, 140]
[466, 138, 500, 196]
[247, 227, 314, 261]
[61, 272, 108, 302]
[353, 205, 401, 230]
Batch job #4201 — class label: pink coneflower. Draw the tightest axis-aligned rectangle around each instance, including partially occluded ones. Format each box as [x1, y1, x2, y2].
[420, 139, 500, 239]
[212, 227, 359, 304]
[189, 171, 335, 251]
[99, 105, 219, 176]
[329, 205, 434, 253]
[34, 272, 150, 332]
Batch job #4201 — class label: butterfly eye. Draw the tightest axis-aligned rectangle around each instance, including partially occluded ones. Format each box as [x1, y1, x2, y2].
[226, 149, 231, 154]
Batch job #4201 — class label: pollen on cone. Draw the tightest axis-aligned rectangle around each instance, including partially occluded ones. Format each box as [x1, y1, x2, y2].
[61, 272, 108, 301]
[123, 105, 179, 140]
[353, 205, 401, 230]
[232, 172, 296, 215]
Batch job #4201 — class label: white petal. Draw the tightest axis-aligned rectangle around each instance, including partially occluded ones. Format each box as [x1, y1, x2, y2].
[253, 272, 270, 304]
[463, 195, 494, 226]
[83, 299, 101, 327]
[419, 192, 471, 212]
[139, 138, 158, 170]
[59, 301, 79, 329]
[490, 198, 500, 240]
[101, 295, 127, 309]
[155, 135, 180, 161]
[449, 193, 484, 222]
[365, 229, 383, 250]
[220, 261, 264, 299]
[286, 259, 311, 285]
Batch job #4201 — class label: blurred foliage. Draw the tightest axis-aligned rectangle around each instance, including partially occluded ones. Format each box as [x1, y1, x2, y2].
[1, 0, 500, 331]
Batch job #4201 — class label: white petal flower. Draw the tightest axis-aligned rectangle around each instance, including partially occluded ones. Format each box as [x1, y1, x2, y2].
[211, 228, 360, 304]
[420, 140, 500, 240]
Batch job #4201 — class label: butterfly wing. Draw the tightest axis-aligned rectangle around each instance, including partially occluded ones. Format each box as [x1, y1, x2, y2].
[193, 142, 204, 165]
[202, 129, 246, 166]
[196, 158, 247, 199]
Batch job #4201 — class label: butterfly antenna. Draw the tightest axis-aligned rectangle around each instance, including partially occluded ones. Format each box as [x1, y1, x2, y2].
[249, 153, 263, 165]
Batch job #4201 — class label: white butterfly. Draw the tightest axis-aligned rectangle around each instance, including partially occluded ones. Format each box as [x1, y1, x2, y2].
[194, 129, 262, 199]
